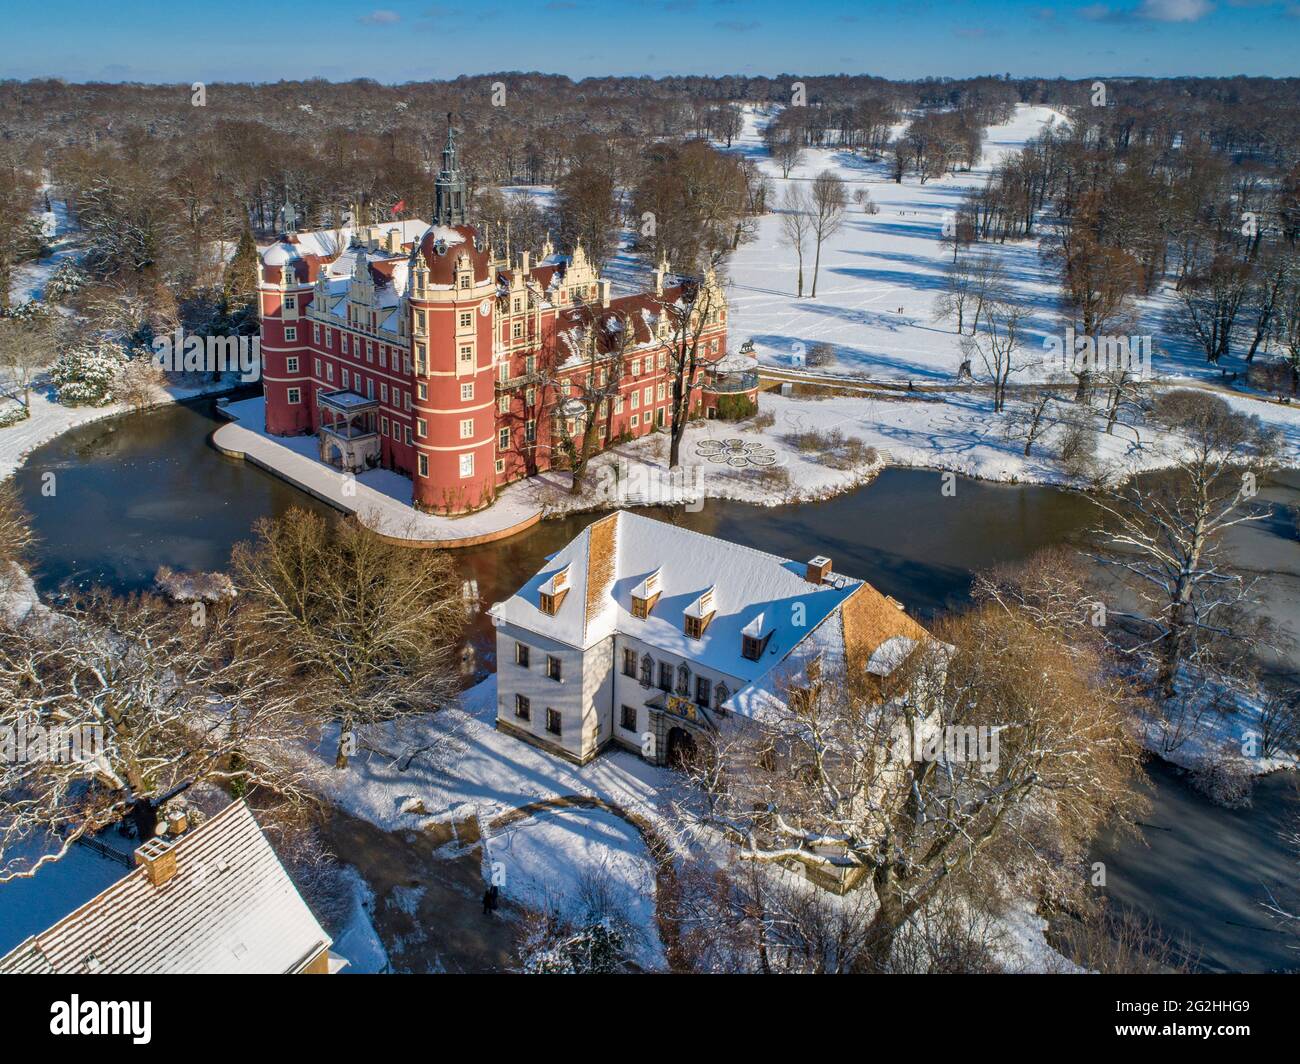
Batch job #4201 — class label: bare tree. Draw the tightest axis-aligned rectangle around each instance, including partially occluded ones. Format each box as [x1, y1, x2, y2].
[1091, 390, 1281, 697]
[682, 599, 1143, 971]
[655, 273, 722, 469]
[545, 300, 630, 496]
[0, 310, 58, 410]
[960, 295, 1034, 413]
[231, 508, 465, 768]
[1004, 378, 1066, 458]
[808, 171, 847, 298]
[778, 185, 813, 298]
[0, 590, 314, 879]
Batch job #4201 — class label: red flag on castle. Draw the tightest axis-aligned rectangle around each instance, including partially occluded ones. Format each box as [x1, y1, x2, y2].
[391, 200, 405, 216]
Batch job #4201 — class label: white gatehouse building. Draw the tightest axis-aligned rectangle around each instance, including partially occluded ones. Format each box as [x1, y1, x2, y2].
[489, 510, 933, 766]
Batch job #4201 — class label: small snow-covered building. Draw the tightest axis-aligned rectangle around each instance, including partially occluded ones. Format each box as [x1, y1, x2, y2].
[489, 510, 933, 766]
[0, 801, 343, 975]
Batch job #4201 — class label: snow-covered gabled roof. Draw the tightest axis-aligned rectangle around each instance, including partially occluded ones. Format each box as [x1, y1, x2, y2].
[0, 802, 334, 975]
[493, 511, 867, 687]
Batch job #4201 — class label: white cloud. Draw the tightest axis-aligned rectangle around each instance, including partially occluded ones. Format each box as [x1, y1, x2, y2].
[1136, 0, 1215, 20]
[358, 9, 402, 24]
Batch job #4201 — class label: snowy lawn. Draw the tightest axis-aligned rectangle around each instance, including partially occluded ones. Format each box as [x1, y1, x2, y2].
[724, 104, 1071, 383]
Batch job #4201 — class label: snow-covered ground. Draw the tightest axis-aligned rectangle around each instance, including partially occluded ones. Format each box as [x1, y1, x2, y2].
[8, 180, 78, 307]
[724, 104, 1071, 382]
[296, 673, 1070, 972]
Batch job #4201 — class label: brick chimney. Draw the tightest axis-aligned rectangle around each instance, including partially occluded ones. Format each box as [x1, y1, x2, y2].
[600, 279, 611, 308]
[806, 555, 832, 584]
[135, 836, 179, 888]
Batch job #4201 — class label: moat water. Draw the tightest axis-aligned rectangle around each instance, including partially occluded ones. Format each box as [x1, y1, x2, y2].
[14, 394, 1300, 971]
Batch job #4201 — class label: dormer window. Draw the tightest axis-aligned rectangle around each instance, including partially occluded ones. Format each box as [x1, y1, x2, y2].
[683, 586, 716, 639]
[538, 564, 571, 615]
[741, 612, 774, 661]
[631, 569, 662, 619]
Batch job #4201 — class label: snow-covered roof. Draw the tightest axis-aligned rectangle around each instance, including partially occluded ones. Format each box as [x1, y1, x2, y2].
[492, 511, 871, 691]
[0, 802, 334, 975]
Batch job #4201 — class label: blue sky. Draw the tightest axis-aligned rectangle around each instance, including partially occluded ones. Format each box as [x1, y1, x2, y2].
[3, 0, 1296, 82]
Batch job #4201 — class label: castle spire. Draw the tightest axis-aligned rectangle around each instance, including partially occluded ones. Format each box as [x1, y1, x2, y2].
[434, 112, 468, 227]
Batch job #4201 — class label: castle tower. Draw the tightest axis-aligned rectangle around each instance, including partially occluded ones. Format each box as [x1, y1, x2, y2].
[433, 114, 468, 228]
[406, 224, 498, 514]
[258, 235, 313, 436]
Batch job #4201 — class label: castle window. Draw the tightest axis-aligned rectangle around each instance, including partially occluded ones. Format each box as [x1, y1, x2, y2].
[515, 642, 530, 668]
[381, 383, 388, 402]
[341, 335, 349, 354]
[459, 345, 473, 365]
[622, 648, 637, 678]
[459, 453, 474, 479]
[512, 321, 523, 339]
[676, 663, 691, 696]
[498, 396, 509, 414]
[416, 418, 427, 438]
[630, 414, 639, 428]
[459, 418, 473, 439]
[515, 694, 530, 721]
[620, 705, 637, 732]
[381, 416, 389, 434]
[546, 655, 562, 682]
[498, 428, 509, 451]
[459, 275, 470, 290]
[341, 368, 349, 389]
[286, 357, 299, 373]
[695, 676, 712, 708]
[285, 296, 296, 311]
[714, 683, 729, 710]
[461, 382, 474, 401]
[314, 358, 322, 376]
[525, 420, 536, 443]
[326, 364, 334, 382]
[325, 331, 333, 348]
[658, 661, 672, 692]
[459, 311, 472, 328]
[418, 453, 428, 476]
[418, 382, 428, 400]
[495, 458, 505, 474]
[285, 326, 297, 342]
[546, 709, 562, 736]
[287, 388, 301, 404]
[312, 325, 320, 343]
[367, 379, 375, 400]
[641, 654, 653, 688]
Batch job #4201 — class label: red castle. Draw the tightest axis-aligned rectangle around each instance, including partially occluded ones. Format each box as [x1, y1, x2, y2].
[257, 120, 754, 516]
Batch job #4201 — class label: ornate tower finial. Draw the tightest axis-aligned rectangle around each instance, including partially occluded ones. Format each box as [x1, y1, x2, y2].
[434, 112, 467, 227]
[281, 183, 298, 236]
